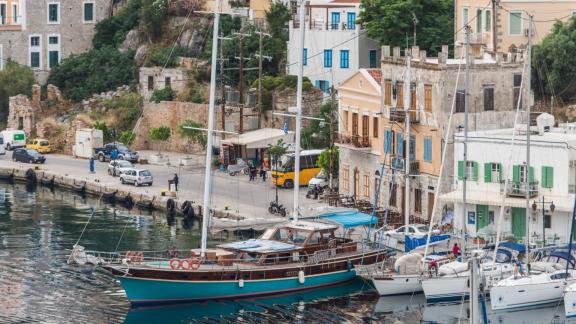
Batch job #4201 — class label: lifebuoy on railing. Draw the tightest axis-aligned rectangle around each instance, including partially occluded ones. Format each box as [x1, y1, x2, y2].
[125, 251, 143, 263]
[179, 259, 191, 270]
[170, 258, 181, 269]
[190, 257, 201, 270]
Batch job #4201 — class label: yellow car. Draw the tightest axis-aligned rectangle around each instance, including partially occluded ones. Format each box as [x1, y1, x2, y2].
[26, 139, 52, 153]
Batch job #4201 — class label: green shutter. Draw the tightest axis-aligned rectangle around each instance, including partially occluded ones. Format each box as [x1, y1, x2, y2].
[484, 163, 492, 183]
[513, 165, 520, 182]
[84, 3, 94, 21]
[542, 166, 554, 188]
[498, 163, 503, 182]
[472, 161, 478, 181]
[548, 167, 554, 188]
[529, 166, 534, 183]
[458, 160, 464, 180]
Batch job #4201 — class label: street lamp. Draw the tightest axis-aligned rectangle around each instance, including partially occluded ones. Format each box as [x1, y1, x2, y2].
[532, 196, 555, 247]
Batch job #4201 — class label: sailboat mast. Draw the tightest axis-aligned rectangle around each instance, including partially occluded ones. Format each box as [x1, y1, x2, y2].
[525, 14, 533, 257]
[404, 52, 411, 229]
[462, 26, 470, 262]
[200, 0, 222, 256]
[292, 0, 307, 221]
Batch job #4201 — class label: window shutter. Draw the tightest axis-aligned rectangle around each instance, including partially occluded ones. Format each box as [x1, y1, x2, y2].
[513, 165, 520, 182]
[472, 162, 478, 181]
[548, 167, 554, 188]
[484, 163, 492, 183]
[498, 163, 503, 181]
[396, 133, 403, 156]
[458, 160, 464, 180]
[384, 131, 391, 153]
[529, 166, 534, 183]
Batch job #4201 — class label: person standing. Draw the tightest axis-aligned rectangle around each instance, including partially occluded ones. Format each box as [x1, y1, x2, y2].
[89, 157, 95, 174]
[172, 173, 179, 192]
[452, 243, 461, 259]
[260, 167, 267, 182]
[249, 164, 256, 181]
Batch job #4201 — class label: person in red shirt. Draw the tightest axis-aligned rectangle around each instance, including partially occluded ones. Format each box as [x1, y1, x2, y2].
[452, 243, 461, 259]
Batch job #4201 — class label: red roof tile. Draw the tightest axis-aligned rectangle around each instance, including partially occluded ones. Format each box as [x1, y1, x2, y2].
[366, 69, 382, 84]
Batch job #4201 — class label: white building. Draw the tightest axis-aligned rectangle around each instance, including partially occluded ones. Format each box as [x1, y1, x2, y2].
[442, 114, 576, 246]
[287, 0, 380, 93]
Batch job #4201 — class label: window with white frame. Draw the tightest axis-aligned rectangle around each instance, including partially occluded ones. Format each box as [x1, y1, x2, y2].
[462, 7, 469, 28]
[47, 34, 60, 69]
[83, 2, 94, 23]
[12, 3, 18, 23]
[47, 2, 60, 24]
[29, 35, 41, 69]
[485, 9, 491, 32]
[509, 11, 522, 36]
[0, 2, 6, 25]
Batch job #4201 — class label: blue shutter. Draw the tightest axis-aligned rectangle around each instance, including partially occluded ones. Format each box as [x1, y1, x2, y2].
[409, 135, 416, 160]
[347, 12, 356, 30]
[384, 131, 392, 153]
[340, 50, 349, 68]
[331, 12, 340, 29]
[424, 137, 432, 162]
[396, 133, 403, 156]
[324, 50, 332, 68]
[315, 80, 320, 89]
[303, 48, 307, 66]
[323, 81, 330, 93]
[369, 50, 377, 68]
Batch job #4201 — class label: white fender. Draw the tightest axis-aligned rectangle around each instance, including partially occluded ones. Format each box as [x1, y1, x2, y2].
[238, 278, 244, 288]
[298, 270, 305, 284]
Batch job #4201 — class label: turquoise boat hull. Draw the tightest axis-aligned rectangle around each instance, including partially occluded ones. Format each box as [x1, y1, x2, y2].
[118, 269, 357, 305]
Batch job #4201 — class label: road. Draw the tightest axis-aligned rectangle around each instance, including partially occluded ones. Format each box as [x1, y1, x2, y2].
[0, 152, 323, 219]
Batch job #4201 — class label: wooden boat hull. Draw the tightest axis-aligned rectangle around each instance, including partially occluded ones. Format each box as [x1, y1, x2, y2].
[118, 269, 357, 305]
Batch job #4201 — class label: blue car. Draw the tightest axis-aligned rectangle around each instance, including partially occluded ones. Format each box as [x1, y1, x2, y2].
[12, 148, 46, 164]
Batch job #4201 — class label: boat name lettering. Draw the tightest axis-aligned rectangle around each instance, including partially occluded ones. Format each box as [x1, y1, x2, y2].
[308, 249, 336, 264]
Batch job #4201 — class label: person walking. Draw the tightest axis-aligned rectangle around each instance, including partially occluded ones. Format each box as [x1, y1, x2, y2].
[172, 173, 179, 192]
[260, 167, 267, 182]
[452, 243, 461, 259]
[249, 164, 256, 181]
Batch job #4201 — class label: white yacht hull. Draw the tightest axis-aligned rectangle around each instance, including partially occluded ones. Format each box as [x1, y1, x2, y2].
[564, 284, 576, 318]
[372, 275, 422, 296]
[421, 275, 469, 302]
[491, 278, 576, 311]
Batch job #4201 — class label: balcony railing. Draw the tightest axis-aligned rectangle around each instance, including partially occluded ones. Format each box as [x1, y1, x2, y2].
[390, 157, 419, 175]
[291, 18, 361, 31]
[337, 134, 370, 149]
[409, 161, 419, 175]
[389, 108, 405, 123]
[502, 181, 539, 198]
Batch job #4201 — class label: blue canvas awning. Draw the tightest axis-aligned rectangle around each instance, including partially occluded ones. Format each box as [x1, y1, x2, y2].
[319, 211, 377, 228]
[499, 241, 526, 253]
[405, 234, 451, 252]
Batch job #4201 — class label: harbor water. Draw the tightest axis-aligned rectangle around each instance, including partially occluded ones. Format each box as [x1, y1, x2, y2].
[0, 182, 569, 323]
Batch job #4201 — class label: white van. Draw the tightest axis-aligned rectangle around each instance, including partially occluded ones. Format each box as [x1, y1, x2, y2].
[1, 129, 26, 150]
[0, 134, 5, 155]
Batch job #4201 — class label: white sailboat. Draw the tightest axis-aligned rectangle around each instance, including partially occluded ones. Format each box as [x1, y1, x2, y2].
[564, 281, 576, 318]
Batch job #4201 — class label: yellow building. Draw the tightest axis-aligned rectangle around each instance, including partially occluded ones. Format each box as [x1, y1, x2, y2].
[455, 0, 576, 54]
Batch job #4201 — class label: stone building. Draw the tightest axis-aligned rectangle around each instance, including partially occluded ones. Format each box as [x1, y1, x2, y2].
[139, 67, 190, 98]
[338, 45, 528, 224]
[0, 0, 111, 82]
[7, 94, 34, 134]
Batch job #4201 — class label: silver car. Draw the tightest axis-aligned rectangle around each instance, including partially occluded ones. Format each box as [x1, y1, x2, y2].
[120, 169, 153, 187]
[108, 160, 134, 176]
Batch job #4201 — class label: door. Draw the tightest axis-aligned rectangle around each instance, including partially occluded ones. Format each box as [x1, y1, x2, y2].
[511, 207, 526, 239]
[331, 12, 340, 29]
[476, 205, 489, 231]
[353, 168, 360, 199]
[428, 192, 435, 221]
[347, 12, 356, 29]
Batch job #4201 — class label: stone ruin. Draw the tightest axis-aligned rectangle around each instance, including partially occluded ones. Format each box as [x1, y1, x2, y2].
[7, 95, 35, 135]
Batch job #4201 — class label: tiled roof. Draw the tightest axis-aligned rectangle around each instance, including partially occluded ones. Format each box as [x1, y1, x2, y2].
[366, 69, 382, 84]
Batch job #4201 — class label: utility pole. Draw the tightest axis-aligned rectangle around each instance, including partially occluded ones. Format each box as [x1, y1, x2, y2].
[255, 30, 271, 129]
[525, 14, 533, 262]
[462, 25, 471, 263]
[329, 85, 335, 191]
[404, 50, 411, 229]
[239, 31, 244, 134]
[220, 30, 226, 131]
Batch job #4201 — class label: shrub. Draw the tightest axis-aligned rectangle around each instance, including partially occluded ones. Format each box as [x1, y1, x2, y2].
[178, 120, 207, 149]
[144, 45, 191, 68]
[93, 0, 142, 49]
[150, 88, 175, 103]
[120, 130, 136, 145]
[48, 47, 136, 101]
[148, 126, 171, 153]
[93, 121, 113, 142]
[0, 62, 35, 121]
[140, 0, 169, 41]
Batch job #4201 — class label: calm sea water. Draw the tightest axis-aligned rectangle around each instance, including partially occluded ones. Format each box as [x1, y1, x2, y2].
[0, 182, 569, 323]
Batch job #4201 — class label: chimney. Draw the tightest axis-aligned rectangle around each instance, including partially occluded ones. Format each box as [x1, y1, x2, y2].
[393, 46, 401, 59]
[419, 50, 427, 62]
[411, 46, 420, 58]
[382, 45, 391, 58]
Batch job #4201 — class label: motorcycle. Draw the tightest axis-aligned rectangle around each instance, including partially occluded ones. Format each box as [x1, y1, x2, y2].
[268, 201, 287, 217]
[306, 185, 324, 199]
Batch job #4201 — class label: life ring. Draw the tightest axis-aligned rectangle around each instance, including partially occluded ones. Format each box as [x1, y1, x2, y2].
[132, 251, 143, 263]
[169, 258, 181, 269]
[179, 259, 191, 270]
[190, 257, 201, 270]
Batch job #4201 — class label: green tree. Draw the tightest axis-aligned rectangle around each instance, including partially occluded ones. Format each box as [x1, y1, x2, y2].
[317, 146, 339, 182]
[93, 0, 142, 49]
[532, 17, 576, 103]
[178, 120, 207, 149]
[144, 45, 192, 67]
[93, 121, 113, 142]
[140, 0, 169, 41]
[0, 62, 35, 123]
[301, 101, 336, 149]
[148, 126, 171, 153]
[48, 47, 136, 101]
[150, 87, 175, 102]
[266, 139, 288, 170]
[266, 1, 291, 41]
[119, 130, 136, 146]
[358, 0, 453, 56]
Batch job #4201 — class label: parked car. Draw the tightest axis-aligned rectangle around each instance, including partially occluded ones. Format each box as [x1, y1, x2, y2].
[1, 129, 26, 150]
[26, 138, 52, 153]
[108, 160, 134, 176]
[12, 148, 46, 164]
[227, 158, 249, 176]
[94, 143, 139, 162]
[308, 170, 338, 189]
[383, 224, 440, 242]
[119, 169, 153, 186]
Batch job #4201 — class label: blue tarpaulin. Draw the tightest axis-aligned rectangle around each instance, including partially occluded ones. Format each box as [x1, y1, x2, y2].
[404, 234, 451, 252]
[498, 241, 526, 253]
[319, 211, 377, 228]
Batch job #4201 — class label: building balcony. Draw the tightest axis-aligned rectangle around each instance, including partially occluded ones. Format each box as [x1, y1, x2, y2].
[337, 133, 371, 149]
[502, 181, 539, 198]
[388, 108, 419, 124]
[390, 157, 419, 175]
[291, 18, 361, 31]
[409, 161, 419, 175]
[460, 32, 488, 44]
